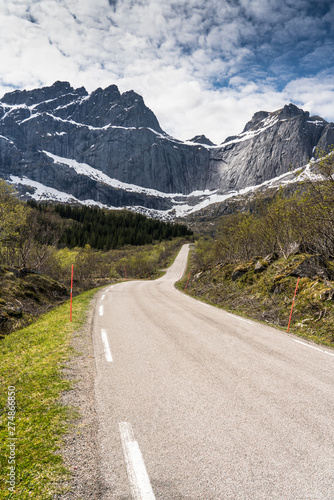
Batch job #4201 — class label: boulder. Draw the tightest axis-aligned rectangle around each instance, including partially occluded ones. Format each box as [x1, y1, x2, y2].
[289, 256, 330, 280]
[254, 261, 266, 273]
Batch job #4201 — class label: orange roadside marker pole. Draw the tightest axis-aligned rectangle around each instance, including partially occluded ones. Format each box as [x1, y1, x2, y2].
[70, 264, 74, 322]
[184, 271, 191, 291]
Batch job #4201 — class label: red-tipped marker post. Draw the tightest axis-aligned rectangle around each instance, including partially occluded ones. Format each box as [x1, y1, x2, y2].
[184, 271, 191, 291]
[70, 264, 74, 322]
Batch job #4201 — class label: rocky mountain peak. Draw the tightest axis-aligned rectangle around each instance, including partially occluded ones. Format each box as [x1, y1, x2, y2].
[188, 135, 216, 146]
[115, 90, 163, 132]
[0, 81, 83, 106]
[50, 80, 75, 94]
[242, 103, 309, 135]
[2, 81, 165, 132]
[121, 89, 143, 104]
[1, 81, 334, 218]
[242, 111, 270, 133]
[277, 103, 308, 120]
[89, 84, 121, 103]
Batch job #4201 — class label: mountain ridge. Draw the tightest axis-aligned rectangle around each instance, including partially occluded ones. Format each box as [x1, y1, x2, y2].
[1, 81, 333, 218]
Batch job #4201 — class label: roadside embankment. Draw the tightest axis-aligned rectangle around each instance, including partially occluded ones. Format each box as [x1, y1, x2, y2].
[179, 252, 334, 347]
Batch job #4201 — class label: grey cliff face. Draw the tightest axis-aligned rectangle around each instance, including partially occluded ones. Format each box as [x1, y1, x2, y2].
[0, 82, 334, 214]
[0, 81, 213, 205]
[212, 104, 334, 193]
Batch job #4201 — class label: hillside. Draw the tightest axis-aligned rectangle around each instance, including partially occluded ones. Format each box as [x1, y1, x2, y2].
[180, 151, 334, 346]
[0, 267, 68, 336]
[181, 252, 334, 347]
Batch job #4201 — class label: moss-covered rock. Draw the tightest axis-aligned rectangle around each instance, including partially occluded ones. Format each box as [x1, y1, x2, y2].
[232, 261, 254, 280]
[0, 267, 69, 336]
[289, 255, 332, 280]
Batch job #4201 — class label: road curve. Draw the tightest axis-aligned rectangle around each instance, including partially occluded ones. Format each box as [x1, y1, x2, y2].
[93, 244, 334, 499]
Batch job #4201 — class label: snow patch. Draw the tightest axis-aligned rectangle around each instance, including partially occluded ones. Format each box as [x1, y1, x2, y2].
[8, 175, 117, 209]
[221, 115, 280, 147]
[0, 134, 14, 144]
[43, 151, 220, 203]
[42, 151, 185, 198]
[7, 158, 321, 220]
[9, 176, 79, 203]
[164, 163, 313, 218]
[307, 120, 325, 126]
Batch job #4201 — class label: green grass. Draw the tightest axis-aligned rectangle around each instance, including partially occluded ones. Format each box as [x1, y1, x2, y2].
[0, 288, 99, 499]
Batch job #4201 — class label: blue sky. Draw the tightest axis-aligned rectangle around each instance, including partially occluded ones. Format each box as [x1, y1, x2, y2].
[0, 0, 333, 143]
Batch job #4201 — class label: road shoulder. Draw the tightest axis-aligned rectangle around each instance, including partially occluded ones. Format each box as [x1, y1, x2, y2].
[55, 292, 107, 499]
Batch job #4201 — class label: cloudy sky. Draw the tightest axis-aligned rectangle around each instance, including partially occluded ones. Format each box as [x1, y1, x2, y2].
[0, 0, 333, 143]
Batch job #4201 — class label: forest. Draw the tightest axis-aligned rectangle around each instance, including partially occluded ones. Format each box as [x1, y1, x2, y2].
[27, 201, 192, 249]
[0, 191, 192, 271]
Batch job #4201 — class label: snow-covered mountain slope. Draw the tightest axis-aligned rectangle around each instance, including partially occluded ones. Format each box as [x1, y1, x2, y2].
[211, 104, 334, 193]
[1, 81, 334, 218]
[0, 81, 213, 199]
[8, 154, 321, 221]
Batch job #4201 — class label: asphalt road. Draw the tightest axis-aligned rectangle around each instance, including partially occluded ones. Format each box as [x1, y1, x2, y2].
[93, 244, 334, 499]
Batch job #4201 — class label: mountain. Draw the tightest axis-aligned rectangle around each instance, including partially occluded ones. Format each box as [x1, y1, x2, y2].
[0, 81, 334, 218]
[213, 104, 334, 191]
[0, 81, 212, 201]
[188, 135, 216, 146]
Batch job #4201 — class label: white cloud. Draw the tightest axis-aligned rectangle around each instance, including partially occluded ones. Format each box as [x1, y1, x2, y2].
[284, 74, 334, 122]
[0, 0, 333, 143]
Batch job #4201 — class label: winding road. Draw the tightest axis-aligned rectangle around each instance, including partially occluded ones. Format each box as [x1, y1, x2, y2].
[93, 244, 334, 499]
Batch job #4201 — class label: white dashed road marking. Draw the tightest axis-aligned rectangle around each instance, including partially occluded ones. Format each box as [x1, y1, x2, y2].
[101, 329, 113, 363]
[119, 422, 156, 500]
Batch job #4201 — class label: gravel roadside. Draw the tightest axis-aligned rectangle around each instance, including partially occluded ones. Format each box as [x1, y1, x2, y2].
[54, 292, 108, 499]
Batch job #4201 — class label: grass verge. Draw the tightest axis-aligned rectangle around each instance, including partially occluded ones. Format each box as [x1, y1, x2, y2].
[0, 288, 99, 499]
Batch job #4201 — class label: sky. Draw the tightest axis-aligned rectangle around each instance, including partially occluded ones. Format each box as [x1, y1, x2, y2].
[0, 0, 333, 144]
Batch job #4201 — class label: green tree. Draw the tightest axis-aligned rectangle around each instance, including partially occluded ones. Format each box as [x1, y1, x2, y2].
[301, 148, 334, 257]
[0, 181, 28, 265]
